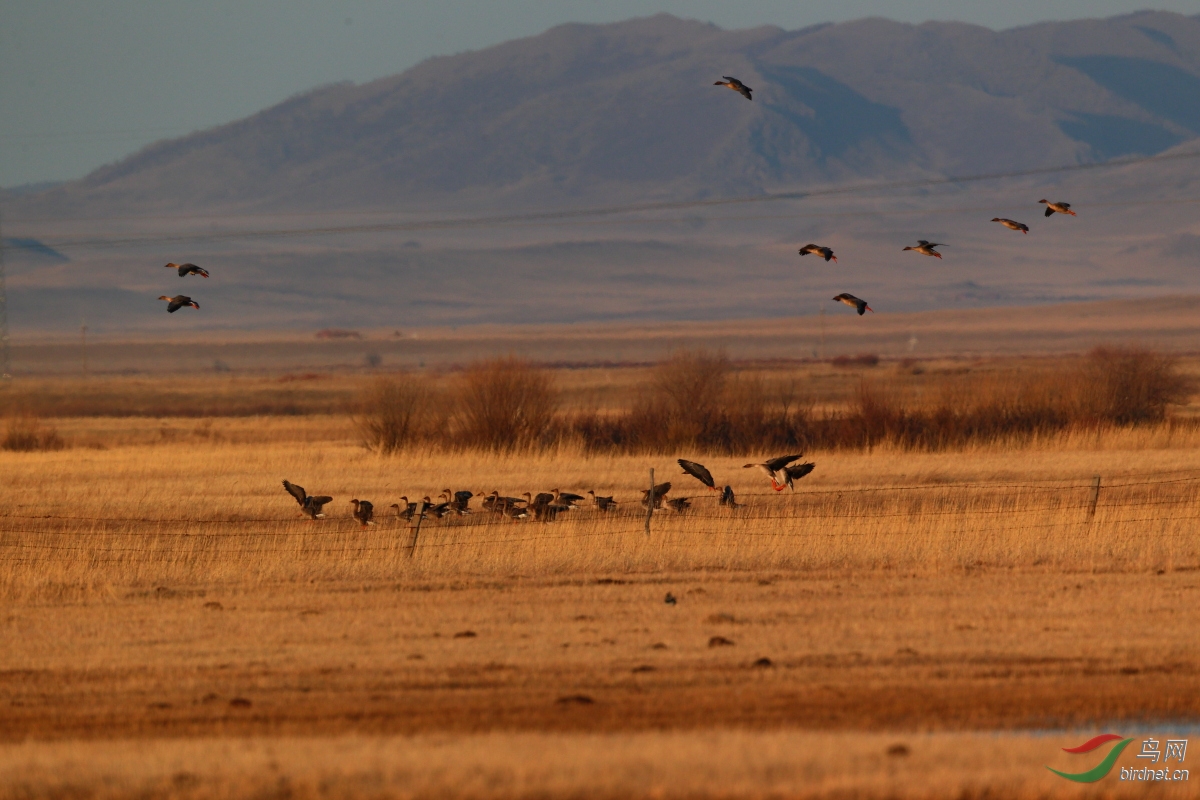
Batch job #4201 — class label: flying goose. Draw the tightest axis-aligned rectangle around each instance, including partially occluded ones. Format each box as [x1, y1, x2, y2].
[1040, 199, 1076, 217]
[779, 461, 816, 491]
[165, 262, 209, 278]
[641, 481, 672, 510]
[677, 459, 719, 491]
[718, 485, 740, 508]
[743, 455, 803, 490]
[832, 293, 873, 315]
[798, 244, 837, 262]
[159, 295, 199, 313]
[991, 218, 1029, 234]
[282, 480, 333, 520]
[587, 490, 619, 512]
[714, 76, 752, 100]
[667, 497, 692, 514]
[350, 499, 376, 527]
[903, 240, 944, 258]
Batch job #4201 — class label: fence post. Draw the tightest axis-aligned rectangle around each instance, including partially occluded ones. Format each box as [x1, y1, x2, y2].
[644, 468, 655, 537]
[1086, 475, 1102, 520]
[408, 501, 425, 558]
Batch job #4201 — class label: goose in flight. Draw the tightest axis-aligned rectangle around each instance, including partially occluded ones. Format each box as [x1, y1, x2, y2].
[1040, 199, 1076, 217]
[350, 499, 376, 527]
[587, 490, 619, 512]
[159, 295, 199, 313]
[903, 240, 944, 259]
[641, 482, 672, 510]
[832, 293, 873, 315]
[714, 76, 752, 100]
[779, 461, 816, 491]
[991, 218, 1029, 234]
[282, 480, 332, 520]
[744, 454, 803, 490]
[677, 459, 720, 491]
[798, 244, 837, 262]
[165, 262, 209, 278]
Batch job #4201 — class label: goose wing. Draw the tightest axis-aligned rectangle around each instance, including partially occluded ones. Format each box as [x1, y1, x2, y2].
[784, 462, 815, 482]
[764, 454, 803, 472]
[283, 480, 307, 506]
[677, 458, 715, 489]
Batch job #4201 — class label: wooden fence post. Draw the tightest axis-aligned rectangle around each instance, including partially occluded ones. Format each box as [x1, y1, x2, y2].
[408, 501, 425, 558]
[644, 468, 655, 537]
[1087, 475, 1102, 520]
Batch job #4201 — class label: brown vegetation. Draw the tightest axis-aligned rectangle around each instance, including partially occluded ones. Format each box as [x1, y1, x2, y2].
[2, 416, 64, 452]
[355, 375, 432, 454]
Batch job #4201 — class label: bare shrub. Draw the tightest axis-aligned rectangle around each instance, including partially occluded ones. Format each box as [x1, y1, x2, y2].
[453, 357, 556, 452]
[1081, 346, 1190, 425]
[356, 375, 431, 454]
[3, 416, 65, 452]
[831, 353, 880, 368]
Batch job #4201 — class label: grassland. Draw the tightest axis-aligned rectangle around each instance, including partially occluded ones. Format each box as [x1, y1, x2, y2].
[2, 350, 1199, 798]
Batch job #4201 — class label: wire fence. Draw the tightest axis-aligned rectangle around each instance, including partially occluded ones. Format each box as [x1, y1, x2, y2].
[0, 469, 1198, 564]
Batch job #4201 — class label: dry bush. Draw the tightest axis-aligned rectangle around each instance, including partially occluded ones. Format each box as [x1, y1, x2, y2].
[356, 375, 433, 454]
[1081, 345, 1191, 425]
[2, 415, 65, 452]
[453, 357, 557, 452]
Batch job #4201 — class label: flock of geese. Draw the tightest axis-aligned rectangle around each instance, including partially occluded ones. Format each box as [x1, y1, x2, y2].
[282, 454, 815, 527]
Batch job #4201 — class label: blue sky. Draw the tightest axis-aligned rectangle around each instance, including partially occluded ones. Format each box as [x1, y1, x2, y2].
[2, 1, 1197, 187]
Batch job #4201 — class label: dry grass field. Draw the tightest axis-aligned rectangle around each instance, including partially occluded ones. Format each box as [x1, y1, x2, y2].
[2, 347, 1199, 798]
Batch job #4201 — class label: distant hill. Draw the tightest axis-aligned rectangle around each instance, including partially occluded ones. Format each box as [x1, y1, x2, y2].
[16, 10, 1200, 216]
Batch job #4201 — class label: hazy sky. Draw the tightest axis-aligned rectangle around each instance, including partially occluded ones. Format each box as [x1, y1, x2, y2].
[2, 1, 1197, 187]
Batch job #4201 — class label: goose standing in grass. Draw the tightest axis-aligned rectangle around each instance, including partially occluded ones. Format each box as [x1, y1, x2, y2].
[523, 491, 569, 521]
[779, 461, 816, 491]
[165, 262, 209, 278]
[667, 497, 691, 514]
[350, 499, 376, 527]
[1040, 199, 1076, 217]
[903, 240, 944, 259]
[390, 497, 417, 521]
[832, 293, 873, 315]
[743, 455, 803, 491]
[677, 459, 720, 491]
[158, 295, 199, 313]
[798, 244, 837, 262]
[714, 76, 752, 100]
[282, 480, 333, 520]
[441, 489, 473, 515]
[719, 485, 740, 508]
[641, 482, 672, 510]
[483, 491, 524, 513]
[587, 490, 618, 512]
[552, 489, 585, 508]
[991, 218, 1029, 234]
[501, 503, 529, 521]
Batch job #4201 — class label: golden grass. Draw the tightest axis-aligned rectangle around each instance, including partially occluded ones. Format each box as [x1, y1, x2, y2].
[2, 730, 1194, 799]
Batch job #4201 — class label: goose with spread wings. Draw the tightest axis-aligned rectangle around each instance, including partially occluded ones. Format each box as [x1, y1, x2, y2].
[798, 244, 837, 262]
[159, 295, 199, 313]
[743, 454, 803, 491]
[832, 293, 873, 315]
[282, 480, 333, 520]
[641, 481, 672, 510]
[903, 240, 944, 259]
[677, 459, 720, 491]
[1040, 199, 1076, 217]
[714, 76, 752, 100]
[165, 262, 209, 278]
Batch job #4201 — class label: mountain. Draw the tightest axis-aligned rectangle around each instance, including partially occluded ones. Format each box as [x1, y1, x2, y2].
[7, 12, 1200, 337]
[16, 10, 1200, 216]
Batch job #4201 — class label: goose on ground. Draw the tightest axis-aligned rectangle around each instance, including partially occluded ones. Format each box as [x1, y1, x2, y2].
[282, 480, 332, 520]
[1039, 199, 1076, 217]
[714, 76, 752, 100]
[424, 495, 452, 519]
[159, 295, 199, 313]
[677, 459, 719, 491]
[798, 244, 837, 262]
[743, 455, 803, 490]
[667, 497, 691, 514]
[587, 490, 618, 512]
[165, 262, 209, 278]
[389, 497, 417, 521]
[482, 491, 524, 513]
[719, 485, 740, 508]
[523, 491, 569, 521]
[350, 499, 376, 527]
[552, 489, 585, 508]
[641, 481, 672, 510]
[903, 240, 944, 258]
[501, 502, 529, 520]
[440, 489, 473, 515]
[779, 461, 816, 492]
[991, 218, 1029, 234]
[832, 293, 873, 315]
